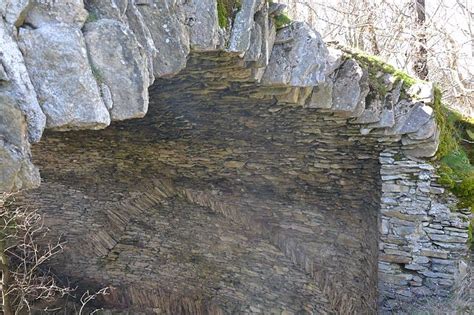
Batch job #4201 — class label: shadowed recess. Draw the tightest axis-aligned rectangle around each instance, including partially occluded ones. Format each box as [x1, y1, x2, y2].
[17, 53, 382, 314]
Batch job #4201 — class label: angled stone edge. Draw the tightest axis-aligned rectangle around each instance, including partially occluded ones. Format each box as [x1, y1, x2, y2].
[0, 0, 442, 186]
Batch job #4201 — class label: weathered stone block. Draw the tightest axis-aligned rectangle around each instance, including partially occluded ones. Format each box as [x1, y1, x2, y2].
[0, 19, 46, 143]
[262, 22, 328, 87]
[19, 24, 110, 130]
[25, 0, 88, 28]
[84, 19, 150, 121]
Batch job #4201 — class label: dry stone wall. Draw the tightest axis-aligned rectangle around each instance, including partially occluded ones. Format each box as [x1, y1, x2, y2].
[0, 0, 471, 313]
[378, 150, 471, 311]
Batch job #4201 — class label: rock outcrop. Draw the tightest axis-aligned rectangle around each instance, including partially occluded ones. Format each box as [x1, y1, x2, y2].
[0, 0, 470, 313]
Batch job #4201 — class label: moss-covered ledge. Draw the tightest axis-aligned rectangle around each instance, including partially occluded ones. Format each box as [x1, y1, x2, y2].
[335, 45, 473, 245]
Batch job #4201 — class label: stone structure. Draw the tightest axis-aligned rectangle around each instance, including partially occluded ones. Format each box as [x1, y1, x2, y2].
[378, 151, 471, 310]
[0, 0, 470, 313]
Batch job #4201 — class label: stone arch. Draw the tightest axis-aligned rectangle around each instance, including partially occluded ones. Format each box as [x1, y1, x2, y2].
[1, 1, 469, 313]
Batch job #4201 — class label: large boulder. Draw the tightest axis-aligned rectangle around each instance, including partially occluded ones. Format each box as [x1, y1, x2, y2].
[24, 0, 88, 28]
[183, 0, 221, 51]
[229, 0, 262, 53]
[84, 19, 150, 121]
[0, 19, 45, 143]
[262, 22, 328, 87]
[331, 59, 368, 118]
[133, 1, 190, 77]
[18, 24, 110, 130]
[0, 94, 40, 192]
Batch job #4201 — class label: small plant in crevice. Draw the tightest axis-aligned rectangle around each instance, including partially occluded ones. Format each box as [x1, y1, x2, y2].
[274, 13, 292, 29]
[338, 46, 474, 245]
[90, 64, 105, 85]
[217, 0, 242, 29]
[85, 11, 99, 24]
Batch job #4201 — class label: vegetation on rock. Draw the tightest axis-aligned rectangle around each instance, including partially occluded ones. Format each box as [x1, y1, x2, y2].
[340, 46, 474, 245]
[85, 11, 99, 23]
[434, 93, 474, 244]
[274, 13, 292, 29]
[217, 0, 241, 28]
[338, 47, 416, 97]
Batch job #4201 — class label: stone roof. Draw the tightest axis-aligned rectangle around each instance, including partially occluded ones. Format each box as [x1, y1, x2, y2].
[0, 0, 440, 193]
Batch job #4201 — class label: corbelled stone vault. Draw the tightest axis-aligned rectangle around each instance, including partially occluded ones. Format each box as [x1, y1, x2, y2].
[0, 0, 471, 314]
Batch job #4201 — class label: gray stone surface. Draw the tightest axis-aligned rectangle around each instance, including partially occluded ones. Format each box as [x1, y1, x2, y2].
[0, 19, 45, 143]
[124, 2, 157, 83]
[83, 0, 126, 22]
[378, 151, 470, 312]
[0, 94, 40, 192]
[262, 22, 328, 87]
[183, 0, 220, 51]
[84, 19, 150, 121]
[134, 1, 190, 77]
[307, 81, 333, 109]
[18, 24, 110, 130]
[396, 103, 434, 135]
[331, 59, 366, 117]
[228, 0, 261, 53]
[25, 0, 88, 28]
[407, 117, 437, 140]
[2, 0, 31, 26]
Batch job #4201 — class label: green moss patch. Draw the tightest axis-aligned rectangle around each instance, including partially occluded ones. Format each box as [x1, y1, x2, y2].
[217, 0, 241, 29]
[433, 87, 473, 245]
[337, 47, 418, 104]
[274, 13, 291, 29]
[85, 11, 99, 23]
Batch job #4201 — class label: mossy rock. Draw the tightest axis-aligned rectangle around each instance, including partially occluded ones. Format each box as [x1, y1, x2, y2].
[217, 0, 242, 29]
[341, 46, 474, 245]
[338, 47, 418, 97]
[274, 13, 291, 29]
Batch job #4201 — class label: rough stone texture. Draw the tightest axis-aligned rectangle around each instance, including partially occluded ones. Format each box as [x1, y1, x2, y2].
[24, 0, 88, 28]
[0, 17, 42, 192]
[0, 19, 45, 143]
[0, 1, 470, 313]
[1, 0, 443, 191]
[83, 19, 150, 120]
[331, 59, 367, 117]
[133, 1, 190, 78]
[18, 53, 384, 313]
[2, 0, 31, 26]
[378, 151, 471, 312]
[228, 0, 261, 53]
[0, 93, 40, 192]
[183, 0, 221, 51]
[18, 24, 110, 130]
[261, 22, 328, 87]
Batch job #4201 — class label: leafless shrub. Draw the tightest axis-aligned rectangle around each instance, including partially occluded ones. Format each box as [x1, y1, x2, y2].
[78, 287, 110, 315]
[0, 194, 72, 314]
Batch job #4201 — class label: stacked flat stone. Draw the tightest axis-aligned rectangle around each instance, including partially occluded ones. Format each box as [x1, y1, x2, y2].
[0, 0, 469, 313]
[2, 0, 438, 192]
[378, 150, 471, 311]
